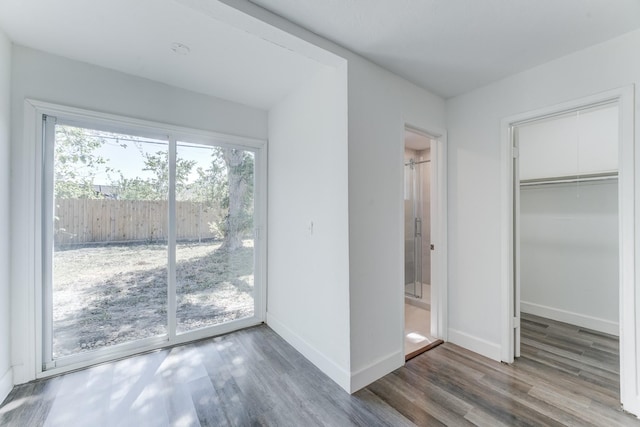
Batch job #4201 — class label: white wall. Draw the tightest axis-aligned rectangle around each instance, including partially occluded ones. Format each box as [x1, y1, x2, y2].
[347, 57, 445, 390]
[10, 46, 267, 139]
[446, 28, 640, 411]
[520, 182, 619, 334]
[267, 65, 350, 391]
[0, 28, 13, 403]
[10, 46, 268, 384]
[219, 0, 446, 392]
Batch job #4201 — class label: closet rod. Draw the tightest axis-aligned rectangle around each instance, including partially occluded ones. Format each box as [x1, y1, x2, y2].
[520, 171, 618, 187]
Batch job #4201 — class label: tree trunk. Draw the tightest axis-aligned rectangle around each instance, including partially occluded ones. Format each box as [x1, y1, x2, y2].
[220, 148, 247, 252]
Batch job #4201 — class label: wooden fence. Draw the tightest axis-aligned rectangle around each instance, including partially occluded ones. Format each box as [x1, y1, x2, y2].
[54, 199, 221, 246]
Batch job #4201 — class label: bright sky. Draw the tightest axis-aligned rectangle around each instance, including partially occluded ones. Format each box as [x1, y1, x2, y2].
[86, 132, 216, 185]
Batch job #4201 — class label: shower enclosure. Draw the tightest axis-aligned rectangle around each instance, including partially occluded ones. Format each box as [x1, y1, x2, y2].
[405, 157, 430, 300]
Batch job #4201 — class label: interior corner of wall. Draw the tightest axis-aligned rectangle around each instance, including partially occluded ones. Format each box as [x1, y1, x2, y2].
[265, 312, 351, 393]
[448, 328, 502, 362]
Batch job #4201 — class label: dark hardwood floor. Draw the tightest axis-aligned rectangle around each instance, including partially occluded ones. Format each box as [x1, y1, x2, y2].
[1, 314, 638, 426]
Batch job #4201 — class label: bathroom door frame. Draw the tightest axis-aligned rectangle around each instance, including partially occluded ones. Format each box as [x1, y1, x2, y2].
[403, 124, 448, 341]
[499, 85, 638, 415]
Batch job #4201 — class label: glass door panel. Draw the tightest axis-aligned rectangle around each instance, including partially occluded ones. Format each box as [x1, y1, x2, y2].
[175, 142, 255, 334]
[404, 160, 423, 299]
[49, 124, 169, 360]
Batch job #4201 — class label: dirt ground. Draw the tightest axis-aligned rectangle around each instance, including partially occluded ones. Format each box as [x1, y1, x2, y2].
[52, 240, 254, 358]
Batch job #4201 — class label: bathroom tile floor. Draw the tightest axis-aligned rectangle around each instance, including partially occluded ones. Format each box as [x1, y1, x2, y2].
[404, 303, 438, 356]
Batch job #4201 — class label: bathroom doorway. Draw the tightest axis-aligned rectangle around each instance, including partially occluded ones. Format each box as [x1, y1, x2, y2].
[404, 128, 443, 359]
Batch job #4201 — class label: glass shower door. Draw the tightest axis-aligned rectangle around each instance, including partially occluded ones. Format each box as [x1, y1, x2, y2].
[405, 159, 423, 299]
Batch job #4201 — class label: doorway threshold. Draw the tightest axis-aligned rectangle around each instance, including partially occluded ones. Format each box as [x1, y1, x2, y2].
[405, 339, 443, 361]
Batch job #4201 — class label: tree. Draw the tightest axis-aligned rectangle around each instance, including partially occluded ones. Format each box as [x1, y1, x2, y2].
[191, 151, 227, 206]
[219, 148, 254, 252]
[190, 147, 253, 251]
[54, 125, 109, 199]
[113, 150, 196, 200]
[187, 150, 227, 239]
[112, 175, 157, 200]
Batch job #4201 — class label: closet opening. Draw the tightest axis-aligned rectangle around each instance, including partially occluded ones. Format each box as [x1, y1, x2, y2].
[511, 101, 623, 403]
[403, 128, 443, 360]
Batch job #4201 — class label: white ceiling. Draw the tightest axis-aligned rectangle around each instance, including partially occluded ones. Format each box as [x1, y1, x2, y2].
[2, 1, 639, 106]
[250, 0, 640, 98]
[0, 0, 328, 110]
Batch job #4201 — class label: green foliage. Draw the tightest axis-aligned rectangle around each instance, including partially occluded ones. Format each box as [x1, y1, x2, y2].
[54, 126, 109, 199]
[190, 148, 227, 205]
[113, 150, 196, 200]
[111, 175, 157, 200]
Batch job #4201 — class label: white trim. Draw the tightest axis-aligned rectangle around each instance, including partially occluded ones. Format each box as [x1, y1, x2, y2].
[513, 130, 522, 358]
[432, 131, 448, 341]
[448, 329, 501, 362]
[20, 99, 268, 383]
[500, 85, 638, 417]
[168, 137, 178, 342]
[350, 350, 404, 393]
[0, 367, 12, 404]
[266, 312, 351, 393]
[255, 142, 268, 323]
[40, 115, 56, 372]
[620, 85, 639, 416]
[500, 120, 514, 363]
[12, 102, 39, 384]
[521, 301, 619, 336]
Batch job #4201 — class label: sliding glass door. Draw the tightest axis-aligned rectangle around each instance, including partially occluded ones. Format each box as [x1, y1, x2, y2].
[175, 142, 256, 333]
[40, 111, 264, 373]
[47, 122, 170, 362]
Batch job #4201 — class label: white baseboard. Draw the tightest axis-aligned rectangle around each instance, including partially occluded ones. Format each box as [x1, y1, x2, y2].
[0, 367, 12, 404]
[621, 397, 640, 420]
[265, 312, 351, 393]
[448, 328, 501, 362]
[350, 349, 404, 393]
[521, 301, 619, 336]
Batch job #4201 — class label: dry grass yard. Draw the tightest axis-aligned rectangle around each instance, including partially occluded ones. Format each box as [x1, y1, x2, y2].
[52, 240, 254, 358]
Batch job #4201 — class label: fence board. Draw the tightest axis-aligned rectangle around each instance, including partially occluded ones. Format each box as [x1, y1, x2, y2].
[54, 199, 220, 246]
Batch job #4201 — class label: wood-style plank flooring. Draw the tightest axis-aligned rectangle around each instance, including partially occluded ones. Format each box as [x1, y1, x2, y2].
[369, 313, 638, 426]
[1, 314, 639, 426]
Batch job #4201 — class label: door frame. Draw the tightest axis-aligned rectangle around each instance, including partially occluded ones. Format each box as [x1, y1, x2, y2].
[499, 86, 637, 415]
[25, 99, 268, 380]
[403, 124, 448, 342]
